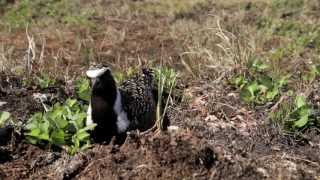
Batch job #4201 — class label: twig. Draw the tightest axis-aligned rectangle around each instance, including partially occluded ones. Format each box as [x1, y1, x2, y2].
[258, 154, 320, 167]
[270, 95, 288, 112]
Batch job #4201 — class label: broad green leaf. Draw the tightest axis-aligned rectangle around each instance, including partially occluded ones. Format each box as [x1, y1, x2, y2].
[232, 76, 247, 88]
[75, 78, 91, 102]
[51, 130, 65, 145]
[50, 106, 64, 119]
[25, 113, 43, 129]
[295, 95, 307, 108]
[258, 75, 273, 89]
[26, 137, 38, 144]
[293, 114, 309, 128]
[54, 117, 68, 129]
[72, 112, 87, 129]
[66, 99, 77, 108]
[39, 120, 50, 135]
[258, 84, 268, 94]
[26, 129, 41, 137]
[38, 133, 50, 141]
[80, 123, 96, 131]
[240, 88, 255, 103]
[247, 81, 259, 96]
[297, 106, 311, 117]
[76, 130, 90, 141]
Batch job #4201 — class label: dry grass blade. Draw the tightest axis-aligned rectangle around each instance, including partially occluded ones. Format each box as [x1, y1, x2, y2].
[25, 25, 36, 75]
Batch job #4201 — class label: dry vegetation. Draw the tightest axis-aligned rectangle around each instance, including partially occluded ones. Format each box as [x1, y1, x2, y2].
[1, 0, 320, 179]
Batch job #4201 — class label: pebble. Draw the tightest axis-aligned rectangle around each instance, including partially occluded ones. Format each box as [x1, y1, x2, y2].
[0, 101, 7, 107]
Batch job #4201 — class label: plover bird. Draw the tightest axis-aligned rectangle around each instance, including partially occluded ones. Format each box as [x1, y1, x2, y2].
[86, 65, 156, 144]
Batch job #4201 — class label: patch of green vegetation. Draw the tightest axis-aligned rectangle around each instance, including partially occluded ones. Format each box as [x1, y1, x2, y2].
[154, 67, 178, 93]
[303, 65, 320, 83]
[256, 17, 273, 30]
[257, 17, 320, 64]
[154, 67, 178, 130]
[24, 99, 95, 155]
[75, 77, 91, 102]
[132, 0, 208, 17]
[286, 95, 313, 130]
[1, 0, 95, 30]
[113, 67, 136, 85]
[36, 74, 56, 89]
[231, 59, 288, 105]
[271, 0, 304, 16]
[258, 18, 314, 38]
[0, 111, 11, 128]
[270, 95, 320, 132]
[273, 21, 303, 37]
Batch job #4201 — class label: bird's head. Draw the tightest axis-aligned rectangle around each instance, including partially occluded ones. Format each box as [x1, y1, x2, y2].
[86, 65, 117, 103]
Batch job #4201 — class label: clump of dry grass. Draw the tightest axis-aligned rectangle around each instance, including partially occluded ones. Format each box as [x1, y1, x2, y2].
[131, 0, 210, 18]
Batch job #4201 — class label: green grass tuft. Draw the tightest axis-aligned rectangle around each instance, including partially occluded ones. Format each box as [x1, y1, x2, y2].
[1, 0, 95, 30]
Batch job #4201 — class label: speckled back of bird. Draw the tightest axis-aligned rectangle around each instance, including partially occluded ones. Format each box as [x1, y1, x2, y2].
[119, 68, 156, 131]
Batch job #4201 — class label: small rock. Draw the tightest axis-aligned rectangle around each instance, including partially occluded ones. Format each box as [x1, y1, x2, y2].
[32, 93, 48, 102]
[257, 167, 269, 178]
[167, 125, 179, 132]
[0, 101, 7, 107]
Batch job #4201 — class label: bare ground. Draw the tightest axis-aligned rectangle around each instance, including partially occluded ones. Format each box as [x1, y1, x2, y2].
[0, 73, 319, 180]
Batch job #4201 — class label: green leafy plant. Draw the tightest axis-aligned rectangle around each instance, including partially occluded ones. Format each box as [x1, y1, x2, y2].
[271, 95, 320, 132]
[0, 111, 11, 128]
[231, 59, 288, 104]
[154, 67, 178, 130]
[154, 67, 178, 93]
[287, 95, 312, 129]
[75, 77, 91, 102]
[36, 74, 56, 89]
[24, 99, 96, 155]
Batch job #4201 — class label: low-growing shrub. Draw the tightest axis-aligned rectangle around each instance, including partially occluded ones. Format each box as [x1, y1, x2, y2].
[75, 77, 91, 102]
[270, 95, 320, 132]
[231, 59, 288, 105]
[24, 99, 95, 155]
[36, 74, 56, 89]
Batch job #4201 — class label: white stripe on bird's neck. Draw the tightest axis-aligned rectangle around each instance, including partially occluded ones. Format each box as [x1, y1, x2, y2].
[86, 88, 129, 133]
[114, 89, 130, 133]
[86, 103, 93, 126]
